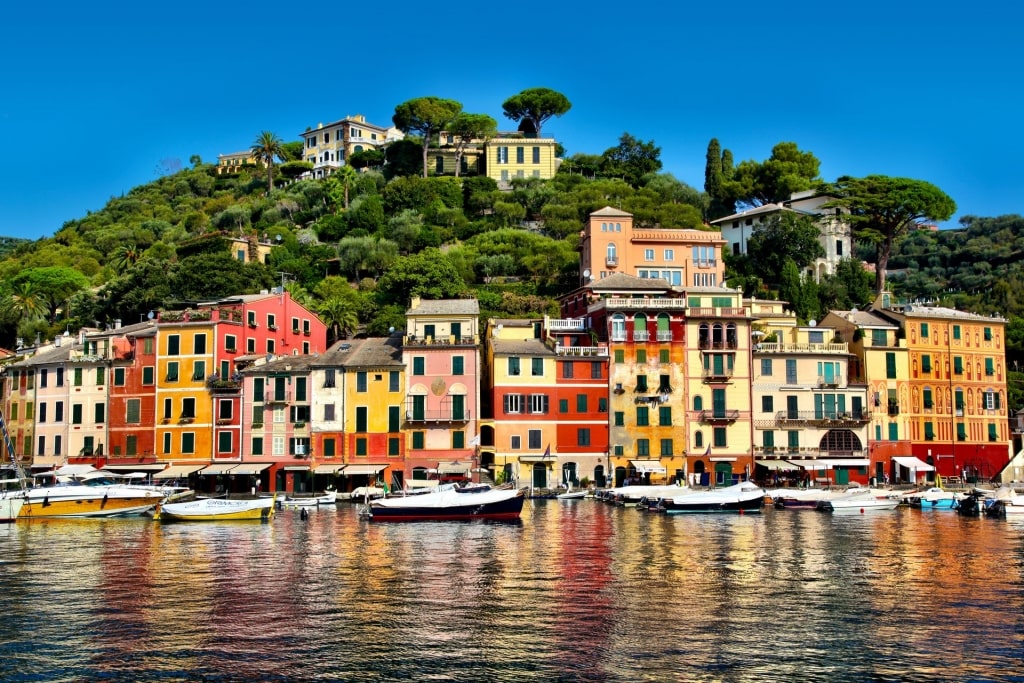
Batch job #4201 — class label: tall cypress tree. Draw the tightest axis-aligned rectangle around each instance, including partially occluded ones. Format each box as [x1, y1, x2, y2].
[704, 138, 735, 220]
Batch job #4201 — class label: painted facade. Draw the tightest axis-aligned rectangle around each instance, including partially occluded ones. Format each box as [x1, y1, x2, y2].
[299, 114, 403, 179]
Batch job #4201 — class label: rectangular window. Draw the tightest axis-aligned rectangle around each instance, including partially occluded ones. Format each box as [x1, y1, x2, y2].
[577, 429, 591, 446]
[162, 432, 171, 455]
[323, 403, 335, 421]
[636, 438, 650, 456]
[516, 146, 524, 163]
[225, 334, 237, 352]
[528, 430, 542, 449]
[182, 398, 196, 419]
[985, 358, 994, 376]
[953, 325, 961, 340]
[984, 327, 992, 341]
[636, 375, 648, 392]
[496, 146, 508, 164]
[886, 352, 897, 379]
[614, 411, 625, 427]
[511, 435, 521, 450]
[576, 394, 588, 413]
[923, 389, 933, 409]
[614, 350, 624, 363]
[412, 432, 425, 449]
[295, 377, 307, 402]
[357, 372, 368, 392]
[355, 438, 367, 456]
[355, 407, 368, 433]
[192, 360, 205, 381]
[126, 435, 137, 456]
[74, 368, 83, 387]
[39, 369, 48, 388]
[563, 362, 574, 379]
[920, 323, 929, 338]
[126, 399, 141, 424]
[163, 398, 173, 420]
[72, 404, 82, 425]
[194, 334, 207, 354]
[954, 357, 964, 374]
[453, 356, 465, 375]
[388, 437, 401, 456]
[762, 396, 774, 413]
[989, 423, 999, 442]
[452, 431, 465, 449]
[39, 403, 47, 423]
[599, 397, 608, 413]
[181, 432, 195, 454]
[957, 423, 967, 441]
[636, 406, 649, 426]
[763, 431, 775, 449]
[785, 359, 797, 384]
[531, 358, 544, 376]
[322, 438, 335, 457]
[924, 422, 935, 441]
[113, 368, 125, 386]
[503, 394, 523, 414]
[761, 359, 773, 376]
[921, 355, 932, 373]
[166, 361, 179, 382]
[218, 431, 232, 454]
[714, 427, 727, 447]
[167, 335, 180, 356]
[267, 314, 277, 330]
[644, 249, 654, 261]
[252, 405, 264, 425]
[636, 350, 647, 364]
[389, 371, 400, 391]
[660, 439, 673, 457]
[560, 399, 569, 414]
[888, 423, 899, 441]
[592, 361, 603, 379]
[508, 357, 521, 376]
[529, 394, 548, 414]
[389, 406, 400, 432]
[142, 366, 154, 385]
[532, 146, 540, 163]
[218, 400, 232, 421]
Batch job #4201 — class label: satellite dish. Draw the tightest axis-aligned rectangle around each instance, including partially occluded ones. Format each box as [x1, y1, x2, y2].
[497, 324, 503, 332]
[583, 269, 591, 278]
[389, 326, 395, 334]
[809, 319, 817, 327]
[147, 311, 154, 320]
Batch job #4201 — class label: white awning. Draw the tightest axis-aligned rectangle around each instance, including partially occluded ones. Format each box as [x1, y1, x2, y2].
[791, 459, 870, 470]
[407, 479, 439, 488]
[437, 461, 470, 474]
[630, 460, 667, 474]
[198, 463, 238, 475]
[153, 465, 205, 480]
[892, 456, 935, 472]
[103, 464, 167, 472]
[283, 465, 310, 471]
[342, 464, 387, 476]
[709, 457, 737, 462]
[756, 460, 798, 471]
[230, 463, 271, 475]
[314, 464, 344, 474]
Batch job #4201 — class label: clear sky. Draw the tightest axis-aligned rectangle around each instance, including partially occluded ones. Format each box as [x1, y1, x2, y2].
[2, 1, 1021, 241]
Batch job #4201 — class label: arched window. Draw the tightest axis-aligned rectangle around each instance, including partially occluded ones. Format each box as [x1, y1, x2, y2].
[606, 243, 618, 264]
[726, 324, 737, 348]
[695, 432, 704, 448]
[611, 315, 626, 341]
[699, 323, 710, 349]
[712, 323, 724, 348]
[693, 396, 704, 411]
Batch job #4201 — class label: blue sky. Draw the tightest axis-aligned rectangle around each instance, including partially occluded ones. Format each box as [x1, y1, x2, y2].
[2, 1, 1021, 240]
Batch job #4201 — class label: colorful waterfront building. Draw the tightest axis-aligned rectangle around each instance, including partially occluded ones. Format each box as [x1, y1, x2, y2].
[752, 302, 871, 486]
[239, 355, 316, 494]
[2, 340, 61, 469]
[402, 298, 481, 481]
[873, 299, 1010, 482]
[566, 274, 689, 487]
[821, 308, 913, 483]
[335, 337, 406, 490]
[99, 321, 160, 470]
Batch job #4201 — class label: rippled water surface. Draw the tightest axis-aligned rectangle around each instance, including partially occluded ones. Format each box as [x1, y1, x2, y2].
[1, 501, 1023, 682]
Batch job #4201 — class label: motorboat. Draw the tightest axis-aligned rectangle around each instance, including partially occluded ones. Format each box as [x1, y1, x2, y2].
[656, 481, 764, 514]
[982, 485, 1024, 518]
[602, 484, 690, 507]
[281, 490, 338, 508]
[155, 496, 275, 522]
[0, 480, 24, 522]
[367, 483, 525, 522]
[817, 489, 900, 513]
[902, 487, 963, 510]
[770, 487, 833, 510]
[556, 489, 587, 500]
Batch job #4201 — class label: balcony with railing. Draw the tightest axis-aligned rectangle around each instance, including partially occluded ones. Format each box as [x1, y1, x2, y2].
[702, 367, 734, 382]
[816, 375, 842, 388]
[605, 255, 618, 267]
[405, 409, 472, 424]
[547, 319, 587, 331]
[695, 409, 740, 423]
[656, 330, 673, 342]
[774, 410, 871, 427]
[687, 307, 746, 318]
[553, 343, 608, 357]
[755, 342, 849, 354]
[405, 335, 478, 347]
[265, 391, 291, 403]
[632, 330, 650, 342]
[698, 339, 738, 350]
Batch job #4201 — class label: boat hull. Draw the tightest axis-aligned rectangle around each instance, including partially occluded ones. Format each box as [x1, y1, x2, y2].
[156, 498, 275, 522]
[17, 486, 164, 519]
[817, 497, 900, 513]
[661, 495, 763, 513]
[0, 496, 24, 522]
[370, 488, 525, 522]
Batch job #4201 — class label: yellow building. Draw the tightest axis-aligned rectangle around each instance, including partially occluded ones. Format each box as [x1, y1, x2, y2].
[752, 303, 871, 486]
[683, 287, 755, 486]
[427, 133, 560, 185]
[822, 308, 912, 483]
[216, 151, 259, 175]
[154, 313, 217, 465]
[300, 114, 403, 179]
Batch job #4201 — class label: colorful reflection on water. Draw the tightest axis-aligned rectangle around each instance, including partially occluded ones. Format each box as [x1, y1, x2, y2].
[0, 501, 1022, 682]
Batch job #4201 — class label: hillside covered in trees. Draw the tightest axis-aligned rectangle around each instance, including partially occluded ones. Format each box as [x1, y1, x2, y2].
[0, 92, 1021, 401]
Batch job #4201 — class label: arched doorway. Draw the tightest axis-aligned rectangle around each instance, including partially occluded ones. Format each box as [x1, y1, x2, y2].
[593, 464, 606, 488]
[562, 462, 578, 487]
[693, 459, 707, 487]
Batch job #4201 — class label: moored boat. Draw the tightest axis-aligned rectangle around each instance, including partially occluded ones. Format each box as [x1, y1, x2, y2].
[155, 496, 275, 522]
[282, 491, 338, 508]
[0, 489, 24, 523]
[902, 487, 963, 510]
[656, 481, 764, 514]
[817, 490, 900, 513]
[368, 483, 525, 522]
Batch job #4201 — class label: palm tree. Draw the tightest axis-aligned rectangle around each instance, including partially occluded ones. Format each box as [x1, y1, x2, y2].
[110, 244, 141, 272]
[251, 131, 285, 194]
[318, 297, 360, 345]
[1, 282, 47, 323]
[335, 165, 358, 211]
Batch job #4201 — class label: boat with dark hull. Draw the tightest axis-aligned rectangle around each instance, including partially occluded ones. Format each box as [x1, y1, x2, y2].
[656, 481, 764, 514]
[368, 483, 525, 522]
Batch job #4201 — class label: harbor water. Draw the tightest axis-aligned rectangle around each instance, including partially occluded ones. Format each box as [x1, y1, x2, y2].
[1, 499, 1022, 682]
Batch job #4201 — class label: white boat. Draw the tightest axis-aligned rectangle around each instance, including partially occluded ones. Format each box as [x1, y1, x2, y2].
[0, 485, 24, 523]
[368, 483, 525, 522]
[602, 484, 690, 506]
[282, 491, 338, 508]
[556, 489, 587, 500]
[657, 481, 765, 514]
[155, 496, 275, 522]
[817, 489, 900, 513]
[902, 487, 963, 510]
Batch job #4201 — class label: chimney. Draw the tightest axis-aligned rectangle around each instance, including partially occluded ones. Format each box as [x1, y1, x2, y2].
[115, 319, 122, 329]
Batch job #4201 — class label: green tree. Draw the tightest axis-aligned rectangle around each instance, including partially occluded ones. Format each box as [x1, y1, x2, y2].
[600, 133, 662, 187]
[12, 266, 90, 322]
[826, 175, 956, 294]
[0, 281, 47, 323]
[726, 142, 821, 207]
[501, 88, 571, 137]
[704, 138, 735, 219]
[251, 131, 285, 194]
[375, 248, 468, 306]
[447, 113, 497, 177]
[746, 212, 825, 283]
[392, 97, 463, 178]
[280, 141, 305, 162]
[348, 149, 385, 170]
[109, 244, 142, 272]
[326, 166, 359, 212]
[318, 296, 360, 344]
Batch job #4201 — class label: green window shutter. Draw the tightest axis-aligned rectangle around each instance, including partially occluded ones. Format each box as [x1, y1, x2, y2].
[388, 437, 400, 456]
[614, 411, 624, 426]
[924, 422, 934, 440]
[954, 357, 963, 374]
[356, 438, 367, 456]
[252, 438, 263, 455]
[414, 357, 425, 375]
[559, 399, 568, 413]
[453, 356, 464, 375]
[614, 350, 624, 363]
[388, 406, 400, 432]
[412, 432, 424, 449]
[636, 407, 649, 426]
[985, 358, 994, 375]
[452, 431, 465, 449]
[957, 423, 967, 441]
[323, 438, 335, 457]
[763, 431, 774, 448]
[886, 353, 896, 379]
